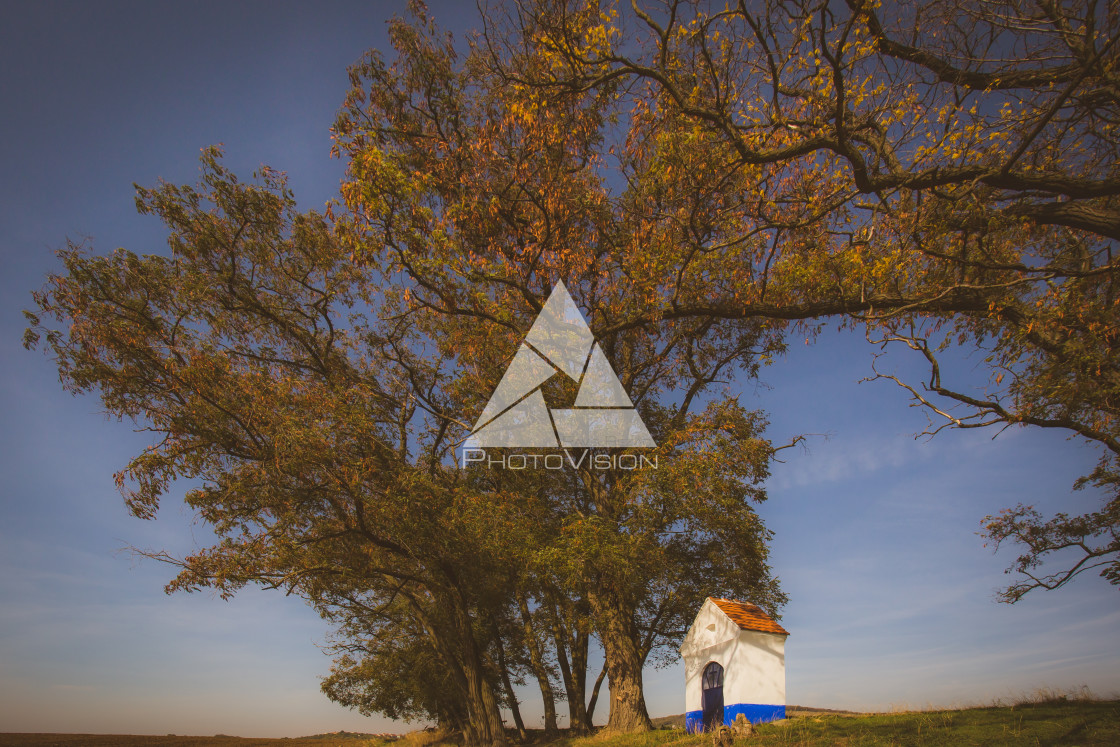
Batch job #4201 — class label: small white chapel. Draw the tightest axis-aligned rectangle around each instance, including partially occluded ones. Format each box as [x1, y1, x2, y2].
[680, 597, 789, 731]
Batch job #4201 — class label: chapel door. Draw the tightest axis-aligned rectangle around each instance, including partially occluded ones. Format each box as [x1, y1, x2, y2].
[701, 661, 724, 731]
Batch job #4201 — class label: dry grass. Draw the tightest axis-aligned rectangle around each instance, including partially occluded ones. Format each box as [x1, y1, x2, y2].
[5, 693, 1119, 747]
[1005, 684, 1100, 707]
[396, 729, 454, 747]
[552, 694, 1120, 747]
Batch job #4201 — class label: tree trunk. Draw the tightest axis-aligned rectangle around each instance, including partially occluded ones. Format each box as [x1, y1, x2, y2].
[590, 592, 653, 733]
[585, 663, 607, 726]
[492, 623, 528, 742]
[449, 604, 507, 747]
[550, 601, 591, 734]
[552, 629, 584, 734]
[470, 661, 509, 747]
[570, 623, 592, 732]
[551, 617, 581, 733]
[460, 722, 481, 747]
[409, 596, 505, 747]
[517, 595, 558, 733]
[499, 668, 528, 742]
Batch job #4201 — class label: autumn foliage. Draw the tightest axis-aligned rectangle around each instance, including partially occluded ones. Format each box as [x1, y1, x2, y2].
[477, 0, 1120, 601]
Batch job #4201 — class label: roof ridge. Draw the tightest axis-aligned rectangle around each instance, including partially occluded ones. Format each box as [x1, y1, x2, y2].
[708, 597, 789, 636]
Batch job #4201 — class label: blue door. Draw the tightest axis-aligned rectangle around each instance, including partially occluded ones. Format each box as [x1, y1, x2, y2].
[701, 661, 724, 731]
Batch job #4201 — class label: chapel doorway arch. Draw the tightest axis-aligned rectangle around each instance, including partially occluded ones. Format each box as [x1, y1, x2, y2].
[701, 661, 724, 731]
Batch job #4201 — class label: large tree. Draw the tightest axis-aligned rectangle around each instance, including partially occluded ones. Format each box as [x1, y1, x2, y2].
[480, 0, 1120, 600]
[331, 4, 787, 730]
[26, 7, 789, 739]
[25, 153, 528, 745]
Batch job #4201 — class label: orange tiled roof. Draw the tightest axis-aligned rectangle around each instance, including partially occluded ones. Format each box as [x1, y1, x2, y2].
[709, 597, 789, 636]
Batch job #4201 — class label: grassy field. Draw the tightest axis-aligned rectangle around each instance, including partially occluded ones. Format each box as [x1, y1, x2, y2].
[571, 700, 1120, 746]
[3, 698, 1118, 747]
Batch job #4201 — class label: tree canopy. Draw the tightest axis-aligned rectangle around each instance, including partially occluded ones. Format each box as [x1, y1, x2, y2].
[474, 0, 1120, 600]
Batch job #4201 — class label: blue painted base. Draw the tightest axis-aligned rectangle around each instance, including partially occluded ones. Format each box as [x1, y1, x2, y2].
[726, 703, 786, 725]
[685, 704, 786, 733]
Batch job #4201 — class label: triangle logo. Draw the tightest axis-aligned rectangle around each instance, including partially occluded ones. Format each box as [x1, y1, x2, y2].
[465, 282, 656, 449]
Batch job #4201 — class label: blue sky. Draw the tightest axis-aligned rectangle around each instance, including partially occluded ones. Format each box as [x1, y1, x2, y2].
[1, 1, 1117, 739]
